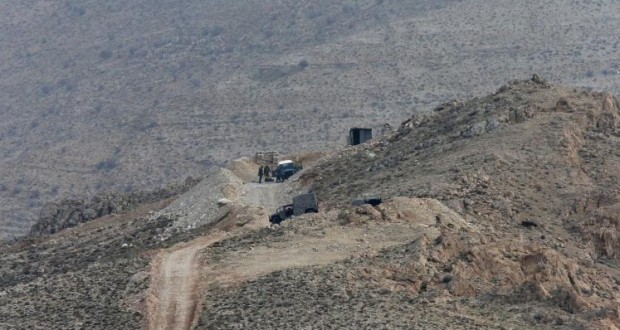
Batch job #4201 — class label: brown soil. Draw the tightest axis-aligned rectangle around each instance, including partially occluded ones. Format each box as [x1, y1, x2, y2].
[145, 180, 285, 330]
[1, 79, 618, 329]
[147, 232, 226, 330]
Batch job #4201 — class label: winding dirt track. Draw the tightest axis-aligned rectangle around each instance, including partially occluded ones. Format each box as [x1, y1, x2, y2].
[146, 182, 283, 330]
[147, 234, 225, 330]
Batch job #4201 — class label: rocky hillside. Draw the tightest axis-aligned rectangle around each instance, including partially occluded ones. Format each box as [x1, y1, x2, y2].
[196, 78, 620, 328]
[29, 177, 200, 237]
[306, 76, 620, 260]
[0, 80, 618, 329]
[1, 0, 620, 239]
[297, 76, 620, 327]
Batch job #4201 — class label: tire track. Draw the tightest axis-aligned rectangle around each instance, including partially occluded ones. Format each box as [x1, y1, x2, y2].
[147, 234, 224, 330]
[146, 181, 285, 330]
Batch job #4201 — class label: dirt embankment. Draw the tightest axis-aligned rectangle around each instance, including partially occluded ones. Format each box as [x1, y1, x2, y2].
[147, 233, 226, 330]
[146, 176, 287, 330]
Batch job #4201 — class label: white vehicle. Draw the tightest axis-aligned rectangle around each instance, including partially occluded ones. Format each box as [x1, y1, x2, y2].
[274, 160, 301, 182]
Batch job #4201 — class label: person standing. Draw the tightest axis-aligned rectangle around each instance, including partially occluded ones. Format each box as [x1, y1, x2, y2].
[264, 164, 271, 181]
[275, 167, 283, 182]
[258, 165, 264, 183]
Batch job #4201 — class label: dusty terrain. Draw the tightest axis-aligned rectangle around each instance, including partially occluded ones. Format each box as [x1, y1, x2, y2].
[300, 77, 620, 328]
[2, 0, 620, 238]
[146, 180, 286, 330]
[0, 80, 618, 329]
[147, 233, 226, 330]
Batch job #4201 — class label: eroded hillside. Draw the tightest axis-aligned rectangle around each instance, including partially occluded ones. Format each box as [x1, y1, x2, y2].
[1, 0, 620, 238]
[295, 77, 620, 327]
[1, 79, 617, 329]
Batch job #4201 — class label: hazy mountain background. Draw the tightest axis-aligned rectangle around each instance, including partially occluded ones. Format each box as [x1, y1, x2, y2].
[1, 0, 619, 239]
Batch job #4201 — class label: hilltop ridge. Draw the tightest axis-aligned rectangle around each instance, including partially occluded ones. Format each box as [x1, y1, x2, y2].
[0, 79, 618, 329]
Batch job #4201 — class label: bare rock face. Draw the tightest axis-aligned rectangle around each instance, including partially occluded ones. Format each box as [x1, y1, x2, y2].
[598, 92, 620, 134]
[576, 192, 620, 259]
[383, 227, 617, 320]
[29, 177, 200, 236]
[347, 198, 608, 315]
[560, 92, 620, 134]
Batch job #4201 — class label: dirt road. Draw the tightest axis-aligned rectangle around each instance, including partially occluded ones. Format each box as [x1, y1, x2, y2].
[239, 182, 287, 210]
[146, 181, 286, 330]
[147, 233, 225, 330]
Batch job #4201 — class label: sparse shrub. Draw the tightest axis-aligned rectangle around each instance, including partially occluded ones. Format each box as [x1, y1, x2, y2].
[95, 181, 104, 191]
[305, 10, 323, 19]
[190, 79, 201, 88]
[11, 186, 22, 196]
[40, 84, 53, 96]
[62, 60, 73, 69]
[342, 5, 356, 14]
[230, 113, 242, 123]
[99, 49, 113, 60]
[211, 26, 224, 37]
[96, 158, 119, 171]
[262, 29, 274, 39]
[29, 190, 40, 199]
[128, 47, 138, 58]
[58, 79, 74, 92]
[131, 117, 159, 131]
[298, 59, 309, 69]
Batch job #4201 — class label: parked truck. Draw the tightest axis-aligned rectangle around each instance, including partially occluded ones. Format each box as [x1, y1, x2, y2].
[269, 192, 318, 224]
[274, 160, 302, 182]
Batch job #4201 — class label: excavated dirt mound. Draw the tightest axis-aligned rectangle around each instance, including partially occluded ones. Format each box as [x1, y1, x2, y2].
[227, 157, 260, 183]
[156, 168, 243, 234]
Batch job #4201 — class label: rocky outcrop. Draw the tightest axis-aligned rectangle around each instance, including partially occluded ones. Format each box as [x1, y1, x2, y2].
[29, 177, 200, 236]
[303, 79, 620, 327]
[573, 190, 620, 259]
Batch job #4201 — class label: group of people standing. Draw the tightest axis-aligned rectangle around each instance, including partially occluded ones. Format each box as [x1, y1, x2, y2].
[258, 164, 272, 183]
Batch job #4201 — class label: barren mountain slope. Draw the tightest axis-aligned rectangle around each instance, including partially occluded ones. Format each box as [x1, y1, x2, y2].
[2, 0, 620, 238]
[0, 0, 457, 238]
[289, 77, 619, 327]
[0, 80, 618, 329]
[0, 170, 277, 329]
[307, 77, 620, 260]
[188, 78, 620, 329]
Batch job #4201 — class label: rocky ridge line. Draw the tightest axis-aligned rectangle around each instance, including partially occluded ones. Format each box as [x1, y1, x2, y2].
[29, 177, 200, 237]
